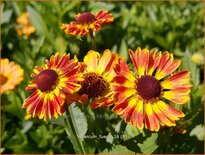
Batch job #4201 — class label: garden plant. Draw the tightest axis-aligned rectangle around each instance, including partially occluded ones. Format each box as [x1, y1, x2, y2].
[1, 1, 204, 154]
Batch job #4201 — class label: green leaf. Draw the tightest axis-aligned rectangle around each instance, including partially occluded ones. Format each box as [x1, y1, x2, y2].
[102, 145, 134, 154]
[27, 6, 48, 35]
[182, 50, 199, 91]
[106, 132, 114, 144]
[61, 1, 81, 16]
[46, 149, 54, 154]
[49, 115, 65, 126]
[3, 92, 24, 120]
[31, 36, 45, 55]
[55, 37, 67, 54]
[139, 132, 158, 154]
[21, 121, 33, 134]
[4, 129, 27, 149]
[64, 104, 88, 154]
[192, 84, 204, 104]
[89, 2, 115, 13]
[119, 39, 128, 60]
[124, 123, 141, 140]
[70, 103, 88, 139]
[2, 9, 13, 25]
[11, 2, 21, 16]
[82, 139, 96, 154]
[190, 124, 204, 141]
[30, 125, 50, 148]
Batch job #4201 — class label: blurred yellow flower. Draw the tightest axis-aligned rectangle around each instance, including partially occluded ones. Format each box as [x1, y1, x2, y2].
[16, 13, 35, 36]
[0, 58, 24, 94]
[191, 53, 204, 65]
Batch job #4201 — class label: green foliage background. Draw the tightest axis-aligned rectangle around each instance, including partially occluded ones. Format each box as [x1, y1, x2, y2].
[1, 1, 204, 154]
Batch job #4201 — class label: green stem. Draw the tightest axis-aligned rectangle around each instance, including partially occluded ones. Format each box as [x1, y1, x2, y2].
[64, 106, 85, 154]
[94, 108, 101, 148]
[89, 29, 96, 50]
[118, 120, 127, 143]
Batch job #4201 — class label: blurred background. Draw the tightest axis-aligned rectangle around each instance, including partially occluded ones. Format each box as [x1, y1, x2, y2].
[1, 1, 204, 154]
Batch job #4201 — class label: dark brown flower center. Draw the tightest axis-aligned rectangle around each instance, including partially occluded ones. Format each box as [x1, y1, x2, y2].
[78, 72, 107, 98]
[136, 75, 161, 101]
[36, 69, 58, 92]
[0, 74, 8, 85]
[76, 12, 96, 24]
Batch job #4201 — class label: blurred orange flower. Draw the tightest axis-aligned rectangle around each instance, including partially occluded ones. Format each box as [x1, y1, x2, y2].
[0, 58, 24, 94]
[61, 10, 113, 37]
[16, 13, 35, 36]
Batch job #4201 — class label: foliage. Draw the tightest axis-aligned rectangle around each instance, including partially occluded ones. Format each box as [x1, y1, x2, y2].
[1, 1, 204, 154]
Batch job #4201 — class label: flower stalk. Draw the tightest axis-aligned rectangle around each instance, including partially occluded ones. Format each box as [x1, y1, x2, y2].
[89, 29, 96, 50]
[64, 106, 85, 154]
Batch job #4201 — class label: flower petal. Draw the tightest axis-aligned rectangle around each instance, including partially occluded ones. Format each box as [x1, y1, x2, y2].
[147, 50, 161, 75]
[95, 10, 114, 25]
[90, 91, 114, 108]
[23, 90, 65, 120]
[113, 87, 136, 102]
[156, 100, 185, 121]
[26, 80, 37, 91]
[61, 22, 89, 37]
[84, 50, 100, 73]
[114, 58, 136, 82]
[95, 49, 117, 75]
[121, 97, 138, 122]
[163, 87, 191, 104]
[129, 48, 149, 76]
[66, 93, 88, 106]
[144, 103, 160, 131]
[152, 102, 176, 127]
[112, 99, 129, 115]
[161, 70, 191, 89]
[130, 100, 144, 129]
[155, 52, 181, 80]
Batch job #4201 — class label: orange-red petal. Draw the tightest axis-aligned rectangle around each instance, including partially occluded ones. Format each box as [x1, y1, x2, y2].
[163, 87, 191, 104]
[144, 103, 160, 131]
[23, 90, 66, 120]
[95, 10, 113, 25]
[61, 22, 89, 37]
[66, 93, 88, 106]
[147, 50, 161, 75]
[129, 48, 149, 76]
[156, 100, 185, 121]
[130, 100, 144, 129]
[155, 52, 181, 80]
[161, 70, 191, 89]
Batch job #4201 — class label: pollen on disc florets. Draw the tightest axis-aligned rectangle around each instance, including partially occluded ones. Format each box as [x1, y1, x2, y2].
[36, 69, 59, 92]
[78, 72, 107, 98]
[76, 12, 96, 24]
[136, 75, 162, 102]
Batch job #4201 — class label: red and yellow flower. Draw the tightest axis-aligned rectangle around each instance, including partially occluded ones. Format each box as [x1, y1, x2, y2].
[66, 50, 118, 108]
[22, 53, 83, 120]
[16, 13, 35, 36]
[61, 10, 113, 37]
[112, 47, 191, 131]
[0, 58, 24, 94]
